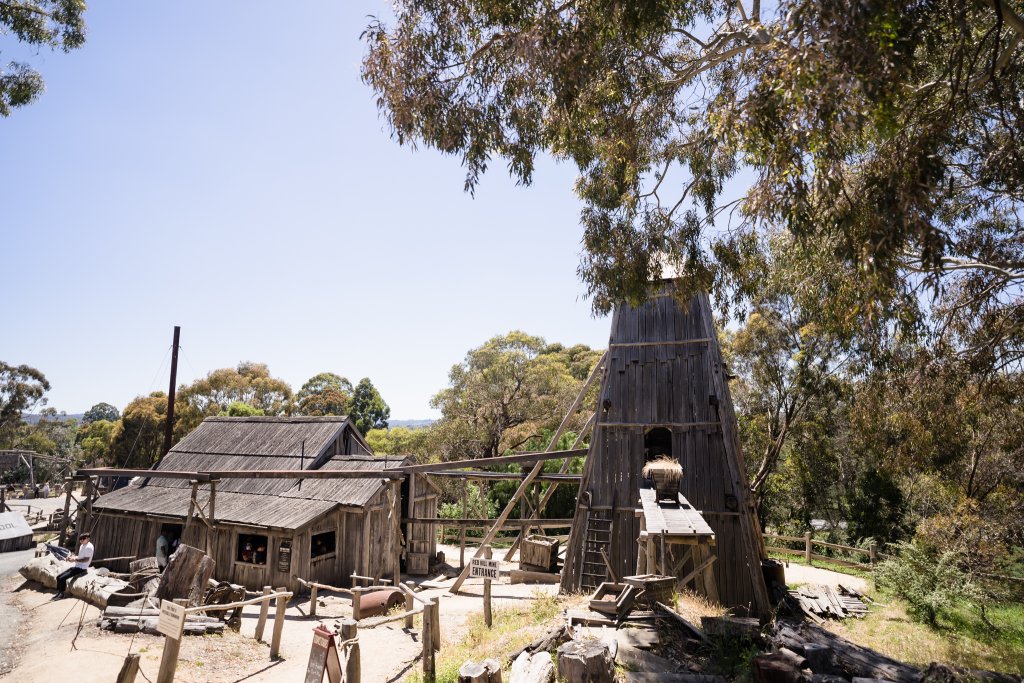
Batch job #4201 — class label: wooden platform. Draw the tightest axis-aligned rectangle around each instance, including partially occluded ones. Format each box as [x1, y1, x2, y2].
[638, 489, 715, 542]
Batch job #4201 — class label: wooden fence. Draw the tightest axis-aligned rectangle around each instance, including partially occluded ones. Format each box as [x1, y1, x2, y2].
[763, 532, 882, 570]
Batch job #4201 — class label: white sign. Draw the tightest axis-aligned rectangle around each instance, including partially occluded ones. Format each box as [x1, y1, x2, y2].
[0, 512, 32, 542]
[470, 557, 499, 580]
[157, 599, 187, 639]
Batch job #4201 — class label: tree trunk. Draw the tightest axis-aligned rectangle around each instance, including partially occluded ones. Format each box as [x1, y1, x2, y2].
[155, 544, 215, 607]
[556, 641, 615, 683]
[510, 652, 554, 683]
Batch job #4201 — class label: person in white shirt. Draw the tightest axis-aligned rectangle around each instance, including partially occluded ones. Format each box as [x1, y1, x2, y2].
[55, 532, 94, 598]
[156, 532, 169, 569]
[41, 482, 50, 498]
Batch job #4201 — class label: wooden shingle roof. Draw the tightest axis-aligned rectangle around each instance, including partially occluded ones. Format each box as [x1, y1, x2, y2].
[91, 416, 394, 529]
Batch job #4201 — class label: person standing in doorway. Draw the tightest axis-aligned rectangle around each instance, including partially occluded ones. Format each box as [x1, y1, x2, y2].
[41, 482, 50, 498]
[156, 531, 169, 569]
[55, 532, 94, 599]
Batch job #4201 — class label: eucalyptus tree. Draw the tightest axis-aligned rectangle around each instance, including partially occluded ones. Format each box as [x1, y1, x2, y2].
[363, 0, 1024, 350]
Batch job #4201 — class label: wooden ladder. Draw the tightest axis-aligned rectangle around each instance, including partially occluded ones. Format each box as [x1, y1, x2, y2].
[580, 510, 613, 592]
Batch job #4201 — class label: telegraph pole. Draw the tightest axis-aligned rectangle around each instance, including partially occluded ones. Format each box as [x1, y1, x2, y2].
[162, 326, 181, 457]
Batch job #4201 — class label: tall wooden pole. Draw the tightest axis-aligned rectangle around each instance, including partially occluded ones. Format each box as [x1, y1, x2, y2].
[161, 326, 181, 459]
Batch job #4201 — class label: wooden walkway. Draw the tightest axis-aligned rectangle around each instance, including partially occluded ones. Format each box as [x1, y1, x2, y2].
[638, 488, 715, 541]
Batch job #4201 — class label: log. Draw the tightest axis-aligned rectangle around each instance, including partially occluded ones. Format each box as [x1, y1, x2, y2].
[773, 621, 921, 683]
[701, 616, 761, 641]
[556, 640, 614, 683]
[19, 556, 130, 608]
[922, 662, 1022, 683]
[459, 659, 503, 682]
[753, 653, 807, 683]
[156, 544, 215, 607]
[116, 653, 140, 683]
[510, 651, 555, 683]
[511, 569, 560, 584]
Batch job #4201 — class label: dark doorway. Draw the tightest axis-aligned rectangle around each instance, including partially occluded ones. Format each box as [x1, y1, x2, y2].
[644, 427, 673, 461]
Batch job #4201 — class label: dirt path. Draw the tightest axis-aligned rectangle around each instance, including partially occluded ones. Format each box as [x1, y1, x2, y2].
[0, 545, 556, 682]
[782, 561, 870, 592]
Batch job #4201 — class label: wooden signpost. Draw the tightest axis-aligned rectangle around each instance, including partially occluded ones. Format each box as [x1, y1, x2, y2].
[304, 626, 343, 683]
[470, 547, 497, 628]
[156, 600, 187, 683]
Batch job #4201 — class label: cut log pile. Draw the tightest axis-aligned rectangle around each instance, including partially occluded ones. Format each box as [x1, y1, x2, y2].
[785, 584, 869, 623]
[98, 606, 226, 636]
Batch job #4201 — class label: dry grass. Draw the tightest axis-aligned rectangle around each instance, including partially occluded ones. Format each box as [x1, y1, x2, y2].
[824, 597, 1024, 674]
[406, 591, 586, 683]
[673, 588, 728, 624]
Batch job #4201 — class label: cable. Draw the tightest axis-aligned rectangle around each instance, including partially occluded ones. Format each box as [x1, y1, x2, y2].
[115, 345, 172, 470]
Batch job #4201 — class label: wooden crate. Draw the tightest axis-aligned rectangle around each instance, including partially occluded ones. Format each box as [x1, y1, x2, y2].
[520, 535, 560, 573]
[624, 574, 674, 607]
[407, 553, 430, 576]
[588, 582, 636, 617]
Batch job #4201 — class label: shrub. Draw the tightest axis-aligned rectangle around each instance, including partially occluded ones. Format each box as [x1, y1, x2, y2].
[875, 540, 985, 627]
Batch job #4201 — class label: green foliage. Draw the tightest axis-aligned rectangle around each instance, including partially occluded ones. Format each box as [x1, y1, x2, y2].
[363, 0, 1024, 334]
[876, 541, 986, 627]
[0, 0, 86, 116]
[365, 426, 431, 457]
[175, 361, 292, 437]
[430, 332, 600, 460]
[108, 392, 171, 470]
[295, 372, 352, 416]
[348, 378, 390, 435]
[0, 361, 50, 447]
[83, 402, 119, 423]
[220, 401, 263, 417]
[76, 418, 116, 466]
[847, 469, 909, 544]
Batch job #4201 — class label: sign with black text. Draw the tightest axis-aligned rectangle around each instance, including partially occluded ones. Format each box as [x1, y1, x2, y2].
[304, 626, 342, 683]
[470, 557, 499, 580]
[157, 600, 186, 639]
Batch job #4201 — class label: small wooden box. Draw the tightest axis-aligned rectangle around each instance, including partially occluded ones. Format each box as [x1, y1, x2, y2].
[624, 574, 675, 607]
[407, 553, 430, 576]
[588, 582, 636, 617]
[520, 535, 560, 572]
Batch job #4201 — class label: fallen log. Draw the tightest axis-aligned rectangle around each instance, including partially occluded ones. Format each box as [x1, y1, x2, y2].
[773, 621, 921, 683]
[19, 556, 130, 609]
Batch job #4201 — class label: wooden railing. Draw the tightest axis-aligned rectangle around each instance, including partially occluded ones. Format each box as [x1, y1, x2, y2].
[764, 532, 883, 570]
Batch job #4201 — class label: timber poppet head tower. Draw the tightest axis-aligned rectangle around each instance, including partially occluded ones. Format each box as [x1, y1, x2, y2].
[560, 285, 772, 617]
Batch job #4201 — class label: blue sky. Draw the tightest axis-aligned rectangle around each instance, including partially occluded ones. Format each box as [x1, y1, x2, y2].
[1, 2, 612, 418]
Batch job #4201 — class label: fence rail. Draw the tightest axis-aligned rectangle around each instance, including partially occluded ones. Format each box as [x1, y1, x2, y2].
[763, 532, 878, 570]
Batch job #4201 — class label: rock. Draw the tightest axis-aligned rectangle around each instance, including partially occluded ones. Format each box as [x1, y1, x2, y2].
[557, 640, 614, 683]
[510, 651, 554, 683]
[19, 556, 129, 609]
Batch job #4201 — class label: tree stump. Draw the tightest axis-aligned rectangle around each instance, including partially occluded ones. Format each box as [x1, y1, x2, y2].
[510, 651, 554, 683]
[556, 640, 615, 683]
[156, 544, 215, 607]
[459, 658, 502, 682]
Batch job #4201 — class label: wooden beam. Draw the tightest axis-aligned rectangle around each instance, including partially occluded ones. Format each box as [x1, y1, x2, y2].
[395, 448, 589, 474]
[423, 471, 582, 482]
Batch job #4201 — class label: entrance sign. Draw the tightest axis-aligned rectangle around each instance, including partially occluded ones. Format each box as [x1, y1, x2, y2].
[304, 626, 342, 683]
[470, 556, 499, 580]
[157, 600, 187, 639]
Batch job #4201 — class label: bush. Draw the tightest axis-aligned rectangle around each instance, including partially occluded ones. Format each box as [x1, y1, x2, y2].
[875, 540, 985, 627]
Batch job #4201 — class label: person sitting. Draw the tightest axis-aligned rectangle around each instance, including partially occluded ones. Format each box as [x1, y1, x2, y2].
[55, 533, 94, 599]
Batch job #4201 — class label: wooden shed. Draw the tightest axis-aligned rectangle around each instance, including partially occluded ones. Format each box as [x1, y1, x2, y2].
[560, 288, 772, 617]
[87, 416, 438, 591]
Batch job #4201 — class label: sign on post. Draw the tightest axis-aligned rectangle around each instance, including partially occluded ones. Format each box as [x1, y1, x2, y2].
[157, 600, 187, 639]
[304, 626, 342, 683]
[470, 557, 499, 580]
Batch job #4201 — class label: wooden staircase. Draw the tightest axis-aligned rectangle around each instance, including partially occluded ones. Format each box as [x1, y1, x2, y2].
[580, 511, 613, 591]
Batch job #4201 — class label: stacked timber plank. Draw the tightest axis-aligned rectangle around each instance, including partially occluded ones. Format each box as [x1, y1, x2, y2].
[99, 606, 225, 635]
[786, 584, 869, 622]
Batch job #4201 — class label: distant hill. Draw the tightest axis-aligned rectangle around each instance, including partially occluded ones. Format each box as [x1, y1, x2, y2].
[388, 419, 435, 429]
[21, 413, 83, 425]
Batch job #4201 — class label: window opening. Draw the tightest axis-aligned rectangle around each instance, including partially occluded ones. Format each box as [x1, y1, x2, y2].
[237, 533, 268, 565]
[311, 531, 336, 559]
[644, 427, 673, 461]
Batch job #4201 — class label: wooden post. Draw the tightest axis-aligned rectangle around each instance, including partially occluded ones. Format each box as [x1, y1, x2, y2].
[659, 533, 668, 576]
[351, 588, 362, 621]
[422, 599, 436, 682]
[205, 480, 217, 557]
[184, 481, 198, 536]
[460, 478, 467, 569]
[341, 618, 360, 683]
[270, 587, 287, 659]
[646, 533, 656, 575]
[156, 634, 181, 683]
[116, 653, 141, 683]
[483, 546, 492, 629]
[804, 532, 812, 564]
[309, 583, 318, 619]
[432, 600, 440, 652]
[79, 476, 94, 534]
[404, 582, 415, 629]
[869, 543, 877, 564]
[59, 477, 73, 546]
[255, 585, 271, 641]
